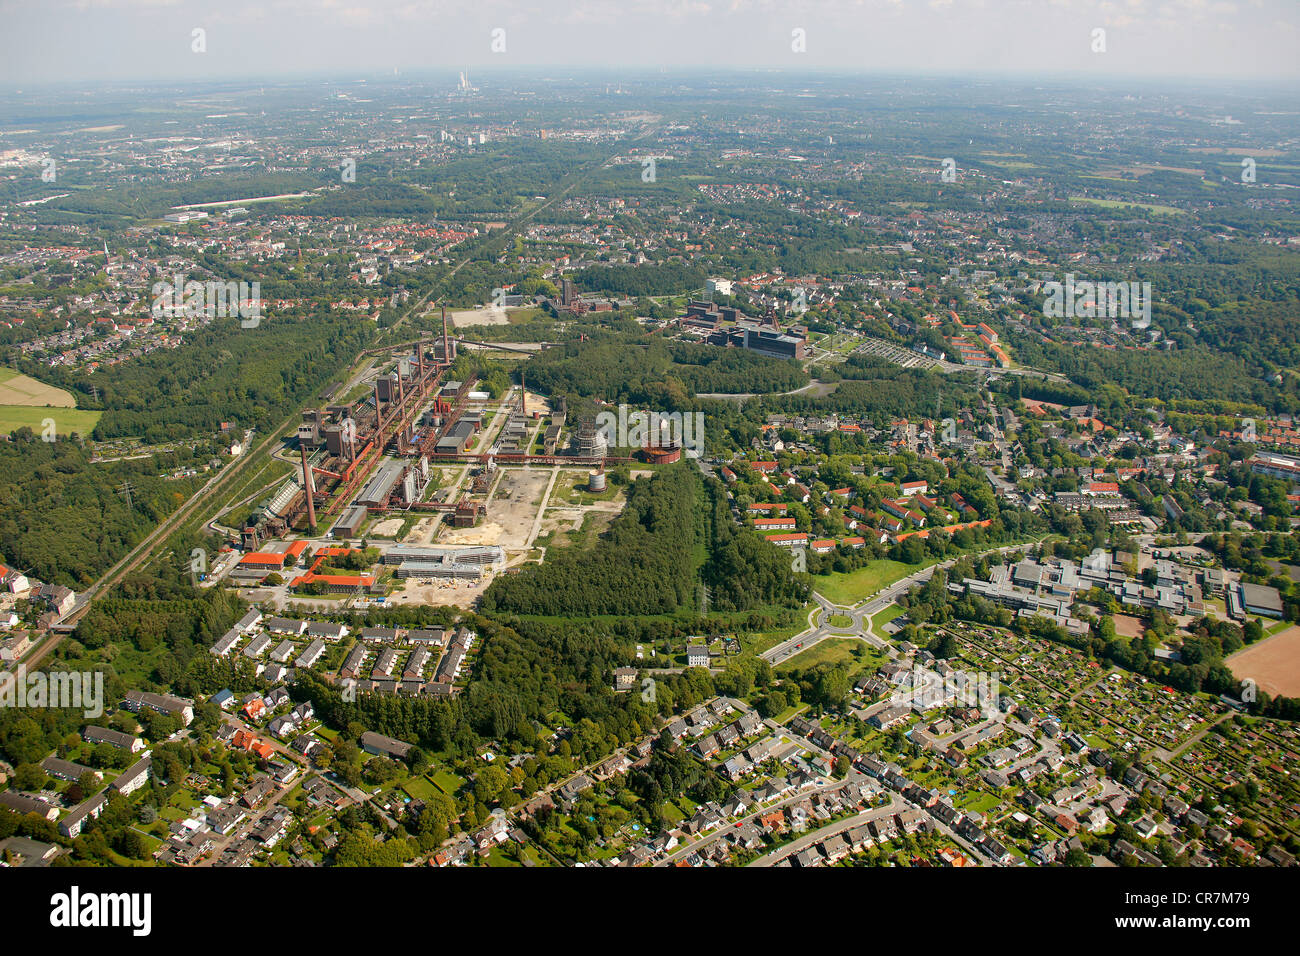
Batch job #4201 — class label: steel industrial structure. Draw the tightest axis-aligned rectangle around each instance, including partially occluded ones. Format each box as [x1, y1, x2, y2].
[244, 310, 471, 546]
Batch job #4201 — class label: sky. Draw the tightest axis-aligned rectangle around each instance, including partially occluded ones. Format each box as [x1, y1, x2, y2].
[1, 0, 1297, 87]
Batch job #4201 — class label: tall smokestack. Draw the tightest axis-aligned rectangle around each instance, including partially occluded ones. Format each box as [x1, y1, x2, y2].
[418, 333, 425, 381]
[520, 368, 526, 417]
[300, 443, 317, 531]
[442, 306, 450, 366]
[374, 381, 383, 431]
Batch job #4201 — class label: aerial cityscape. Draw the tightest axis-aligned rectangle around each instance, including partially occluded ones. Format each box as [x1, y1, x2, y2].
[0, 0, 1294, 923]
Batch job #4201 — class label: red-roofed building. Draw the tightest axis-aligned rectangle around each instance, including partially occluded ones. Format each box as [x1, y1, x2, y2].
[283, 540, 310, 562]
[764, 533, 809, 547]
[290, 573, 375, 593]
[239, 552, 287, 568]
[1083, 481, 1120, 496]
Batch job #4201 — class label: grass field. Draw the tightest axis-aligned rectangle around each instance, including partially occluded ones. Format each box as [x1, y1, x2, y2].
[430, 769, 465, 796]
[0, 403, 102, 436]
[776, 637, 886, 675]
[401, 775, 440, 801]
[1069, 196, 1183, 216]
[815, 560, 916, 605]
[870, 603, 906, 633]
[0, 367, 100, 436]
[736, 617, 810, 660]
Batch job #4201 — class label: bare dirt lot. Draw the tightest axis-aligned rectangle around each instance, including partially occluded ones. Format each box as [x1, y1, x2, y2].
[439, 467, 552, 550]
[449, 305, 508, 327]
[384, 577, 491, 608]
[1113, 614, 1146, 639]
[1228, 625, 1300, 698]
[538, 507, 587, 539]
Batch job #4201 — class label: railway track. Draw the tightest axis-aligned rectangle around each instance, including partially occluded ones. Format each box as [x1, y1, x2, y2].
[5, 120, 667, 685]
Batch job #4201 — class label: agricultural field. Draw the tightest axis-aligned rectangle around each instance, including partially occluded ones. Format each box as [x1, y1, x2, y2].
[0, 367, 101, 435]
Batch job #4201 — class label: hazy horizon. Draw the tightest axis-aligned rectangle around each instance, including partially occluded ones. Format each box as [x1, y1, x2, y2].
[2, 0, 1297, 88]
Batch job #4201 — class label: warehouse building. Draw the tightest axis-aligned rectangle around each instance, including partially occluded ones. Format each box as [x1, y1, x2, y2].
[334, 505, 368, 538]
[357, 461, 405, 507]
[435, 419, 477, 454]
[1240, 582, 1285, 618]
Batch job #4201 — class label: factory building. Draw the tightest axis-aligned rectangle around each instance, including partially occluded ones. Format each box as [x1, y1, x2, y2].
[357, 461, 405, 507]
[435, 419, 477, 454]
[298, 409, 322, 450]
[334, 505, 369, 539]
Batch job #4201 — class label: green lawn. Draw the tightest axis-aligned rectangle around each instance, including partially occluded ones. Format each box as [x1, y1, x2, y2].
[402, 775, 440, 801]
[660, 801, 686, 825]
[776, 637, 887, 675]
[827, 613, 854, 630]
[734, 617, 809, 660]
[0, 405, 101, 436]
[815, 560, 916, 605]
[957, 791, 1002, 814]
[430, 769, 465, 796]
[870, 604, 906, 632]
[774, 702, 809, 724]
[1069, 196, 1183, 216]
[485, 845, 521, 867]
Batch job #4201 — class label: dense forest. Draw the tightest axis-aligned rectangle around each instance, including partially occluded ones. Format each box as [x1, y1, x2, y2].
[21, 310, 376, 443]
[521, 334, 808, 412]
[766, 362, 981, 424]
[0, 430, 206, 587]
[481, 466, 806, 618]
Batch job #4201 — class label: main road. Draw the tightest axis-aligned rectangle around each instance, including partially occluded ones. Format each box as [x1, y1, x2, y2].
[761, 543, 1037, 667]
